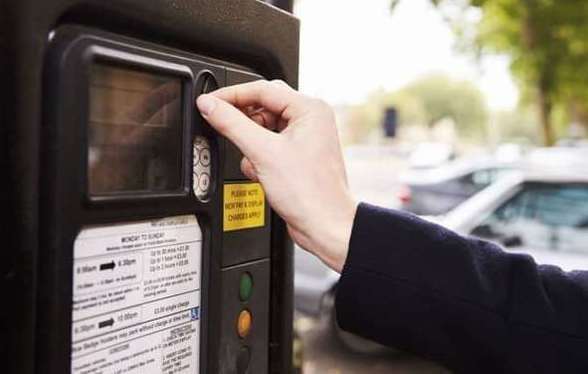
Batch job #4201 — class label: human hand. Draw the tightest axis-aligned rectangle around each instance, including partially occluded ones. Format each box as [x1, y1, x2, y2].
[196, 80, 357, 272]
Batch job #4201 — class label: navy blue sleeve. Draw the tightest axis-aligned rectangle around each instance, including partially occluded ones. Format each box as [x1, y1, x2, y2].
[335, 203, 588, 373]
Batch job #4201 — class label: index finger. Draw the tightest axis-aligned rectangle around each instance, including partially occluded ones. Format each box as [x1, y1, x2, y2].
[211, 80, 309, 121]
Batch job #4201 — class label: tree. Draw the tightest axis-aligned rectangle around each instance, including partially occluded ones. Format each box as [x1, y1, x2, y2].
[344, 74, 488, 143]
[421, 0, 588, 145]
[394, 74, 488, 138]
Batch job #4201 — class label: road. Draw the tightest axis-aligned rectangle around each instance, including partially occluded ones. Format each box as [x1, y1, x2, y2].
[295, 314, 451, 374]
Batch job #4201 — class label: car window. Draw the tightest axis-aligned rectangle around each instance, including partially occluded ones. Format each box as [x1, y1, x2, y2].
[471, 182, 588, 253]
[435, 174, 474, 192]
[471, 167, 514, 187]
[431, 168, 506, 196]
[455, 168, 499, 194]
[471, 168, 495, 186]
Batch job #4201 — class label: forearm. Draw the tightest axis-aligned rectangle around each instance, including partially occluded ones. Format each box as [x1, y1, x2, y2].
[336, 203, 588, 373]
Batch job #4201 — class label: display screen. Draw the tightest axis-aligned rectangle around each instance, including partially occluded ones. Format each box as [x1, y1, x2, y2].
[88, 63, 183, 195]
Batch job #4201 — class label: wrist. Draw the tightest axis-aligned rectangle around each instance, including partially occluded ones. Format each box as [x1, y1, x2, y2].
[311, 196, 358, 273]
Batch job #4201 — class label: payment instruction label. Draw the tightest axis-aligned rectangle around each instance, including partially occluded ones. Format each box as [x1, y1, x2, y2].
[223, 183, 265, 231]
[71, 215, 202, 374]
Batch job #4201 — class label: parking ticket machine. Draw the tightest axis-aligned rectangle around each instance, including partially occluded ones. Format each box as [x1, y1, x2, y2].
[0, 1, 299, 373]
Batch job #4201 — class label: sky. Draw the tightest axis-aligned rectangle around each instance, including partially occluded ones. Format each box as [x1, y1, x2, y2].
[294, 0, 519, 111]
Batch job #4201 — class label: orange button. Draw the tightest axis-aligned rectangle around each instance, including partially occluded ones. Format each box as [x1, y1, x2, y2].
[237, 309, 252, 338]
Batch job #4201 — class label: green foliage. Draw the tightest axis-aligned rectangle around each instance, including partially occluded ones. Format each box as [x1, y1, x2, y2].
[422, 0, 588, 144]
[390, 0, 401, 12]
[493, 108, 540, 143]
[475, 1, 586, 98]
[344, 89, 390, 144]
[391, 74, 488, 137]
[344, 75, 488, 143]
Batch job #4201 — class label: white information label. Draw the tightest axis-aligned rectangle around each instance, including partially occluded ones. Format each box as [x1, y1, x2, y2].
[71, 215, 202, 374]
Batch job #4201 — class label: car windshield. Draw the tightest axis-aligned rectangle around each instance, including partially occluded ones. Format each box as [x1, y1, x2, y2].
[472, 182, 588, 253]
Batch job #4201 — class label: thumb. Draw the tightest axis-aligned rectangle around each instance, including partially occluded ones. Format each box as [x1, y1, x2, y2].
[196, 94, 275, 161]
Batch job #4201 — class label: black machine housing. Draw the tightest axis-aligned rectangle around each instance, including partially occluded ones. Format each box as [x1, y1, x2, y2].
[0, 1, 298, 373]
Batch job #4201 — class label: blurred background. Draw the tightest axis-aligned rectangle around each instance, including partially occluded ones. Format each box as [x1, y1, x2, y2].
[276, 0, 588, 372]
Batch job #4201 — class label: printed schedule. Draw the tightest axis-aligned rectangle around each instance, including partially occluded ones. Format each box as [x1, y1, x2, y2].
[71, 215, 202, 374]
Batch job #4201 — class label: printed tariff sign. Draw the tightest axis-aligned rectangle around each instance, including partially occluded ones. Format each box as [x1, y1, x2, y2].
[223, 183, 265, 231]
[71, 215, 202, 374]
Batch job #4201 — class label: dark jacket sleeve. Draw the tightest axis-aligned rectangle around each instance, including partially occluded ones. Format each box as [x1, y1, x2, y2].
[335, 203, 588, 374]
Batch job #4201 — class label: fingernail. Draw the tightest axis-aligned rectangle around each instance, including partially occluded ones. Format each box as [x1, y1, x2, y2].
[197, 94, 216, 116]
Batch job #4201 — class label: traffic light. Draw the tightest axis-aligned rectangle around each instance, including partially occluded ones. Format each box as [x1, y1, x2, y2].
[383, 107, 398, 138]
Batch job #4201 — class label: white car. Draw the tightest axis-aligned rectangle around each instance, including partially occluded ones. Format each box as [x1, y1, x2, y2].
[442, 171, 588, 271]
[295, 169, 588, 354]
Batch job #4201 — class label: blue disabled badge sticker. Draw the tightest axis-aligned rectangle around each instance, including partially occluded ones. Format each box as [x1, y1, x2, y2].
[191, 307, 200, 321]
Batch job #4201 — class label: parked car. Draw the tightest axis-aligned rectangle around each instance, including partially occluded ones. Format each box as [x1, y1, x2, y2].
[294, 169, 588, 355]
[442, 171, 588, 270]
[398, 158, 516, 216]
[293, 158, 515, 354]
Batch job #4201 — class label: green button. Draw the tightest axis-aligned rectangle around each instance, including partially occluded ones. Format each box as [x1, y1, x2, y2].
[239, 272, 253, 302]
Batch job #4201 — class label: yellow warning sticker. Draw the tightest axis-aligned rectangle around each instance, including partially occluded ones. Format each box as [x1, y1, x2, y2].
[223, 183, 266, 232]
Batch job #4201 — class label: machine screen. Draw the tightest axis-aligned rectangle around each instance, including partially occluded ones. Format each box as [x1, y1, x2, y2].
[88, 64, 183, 195]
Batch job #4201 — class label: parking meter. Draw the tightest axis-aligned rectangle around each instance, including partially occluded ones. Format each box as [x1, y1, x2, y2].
[0, 1, 299, 373]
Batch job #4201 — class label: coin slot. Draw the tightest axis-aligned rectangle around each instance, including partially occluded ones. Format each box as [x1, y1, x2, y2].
[197, 71, 218, 95]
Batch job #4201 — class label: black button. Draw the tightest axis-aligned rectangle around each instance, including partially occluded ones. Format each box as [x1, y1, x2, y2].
[236, 346, 251, 374]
